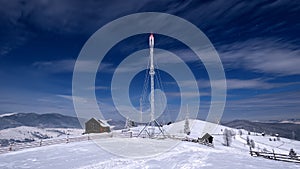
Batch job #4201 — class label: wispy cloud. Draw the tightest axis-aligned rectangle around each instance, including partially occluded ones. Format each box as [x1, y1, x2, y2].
[87, 86, 111, 91]
[223, 90, 300, 120]
[0, 0, 153, 56]
[33, 59, 114, 73]
[0, 92, 76, 116]
[219, 39, 300, 75]
[1, 0, 299, 121]
[166, 91, 210, 98]
[215, 79, 275, 90]
[1, 0, 299, 58]
[57, 94, 123, 120]
[167, 78, 283, 90]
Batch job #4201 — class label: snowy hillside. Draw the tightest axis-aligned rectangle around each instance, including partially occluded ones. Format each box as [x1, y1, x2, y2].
[223, 120, 300, 141]
[0, 113, 17, 118]
[0, 112, 85, 146]
[0, 126, 84, 145]
[165, 119, 300, 154]
[0, 119, 299, 169]
[0, 112, 82, 130]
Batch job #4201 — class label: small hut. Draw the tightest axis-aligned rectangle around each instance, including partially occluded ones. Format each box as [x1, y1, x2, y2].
[85, 118, 110, 134]
[199, 133, 213, 144]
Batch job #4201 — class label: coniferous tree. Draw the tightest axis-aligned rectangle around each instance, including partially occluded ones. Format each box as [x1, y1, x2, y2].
[250, 139, 255, 149]
[238, 130, 243, 136]
[184, 117, 190, 135]
[289, 148, 297, 159]
[223, 128, 232, 146]
[246, 136, 250, 145]
[125, 117, 133, 129]
[184, 105, 190, 135]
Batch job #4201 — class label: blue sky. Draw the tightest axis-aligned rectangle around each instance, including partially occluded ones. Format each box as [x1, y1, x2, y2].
[0, 0, 299, 121]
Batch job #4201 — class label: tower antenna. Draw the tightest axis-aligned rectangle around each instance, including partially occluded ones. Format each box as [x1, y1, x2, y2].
[137, 33, 166, 138]
[149, 33, 155, 128]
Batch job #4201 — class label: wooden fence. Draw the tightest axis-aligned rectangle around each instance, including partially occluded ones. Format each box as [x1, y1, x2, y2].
[250, 148, 300, 163]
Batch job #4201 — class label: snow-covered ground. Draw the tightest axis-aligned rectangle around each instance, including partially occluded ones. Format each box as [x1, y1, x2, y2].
[167, 119, 299, 155]
[0, 119, 299, 169]
[0, 126, 84, 142]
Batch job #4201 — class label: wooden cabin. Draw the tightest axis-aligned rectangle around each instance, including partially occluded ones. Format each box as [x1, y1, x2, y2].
[85, 118, 110, 134]
[199, 133, 213, 144]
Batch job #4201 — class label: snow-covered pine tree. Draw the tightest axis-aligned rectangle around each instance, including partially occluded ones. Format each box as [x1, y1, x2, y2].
[184, 105, 190, 135]
[223, 128, 232, 146]
[184, 118, 190, 135]
[125, 117, 132, 129]
[250, 139, 255, 149]
[238, 130, 243, 136]
[289, 148, 297, 159]
[246, 136, 250, 145]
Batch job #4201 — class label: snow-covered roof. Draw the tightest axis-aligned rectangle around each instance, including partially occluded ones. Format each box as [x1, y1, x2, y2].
[97, 119, 110, 127]
[201, 133, 213, 140]
[87, 118, 110, 127]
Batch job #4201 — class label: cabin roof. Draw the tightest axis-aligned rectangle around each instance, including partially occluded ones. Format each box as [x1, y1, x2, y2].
[200, 133, 213, 139]
[86, 117, 110, 127]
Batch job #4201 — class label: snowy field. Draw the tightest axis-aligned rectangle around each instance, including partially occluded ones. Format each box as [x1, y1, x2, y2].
[0, 126, 84, 141]
[0, 120, 299, 169]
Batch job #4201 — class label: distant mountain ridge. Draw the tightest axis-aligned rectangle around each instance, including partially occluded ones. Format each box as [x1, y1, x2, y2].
[0, 113, 82, 130]
[222, 120, 300, 141]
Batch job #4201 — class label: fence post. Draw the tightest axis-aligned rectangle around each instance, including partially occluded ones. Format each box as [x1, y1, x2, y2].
[9, 144, 12, 151]
[272, 149, 276, 160]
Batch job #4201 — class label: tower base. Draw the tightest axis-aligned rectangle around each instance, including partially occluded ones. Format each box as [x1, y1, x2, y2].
[137, 120, 166, 138]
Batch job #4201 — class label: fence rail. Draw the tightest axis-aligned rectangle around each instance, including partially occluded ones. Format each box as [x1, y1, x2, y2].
[250, 148, 300, 163]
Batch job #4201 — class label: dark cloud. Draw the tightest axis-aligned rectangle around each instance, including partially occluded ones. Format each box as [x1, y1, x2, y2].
[1, 0, 299, 56]
[0, 0, 147, 55]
